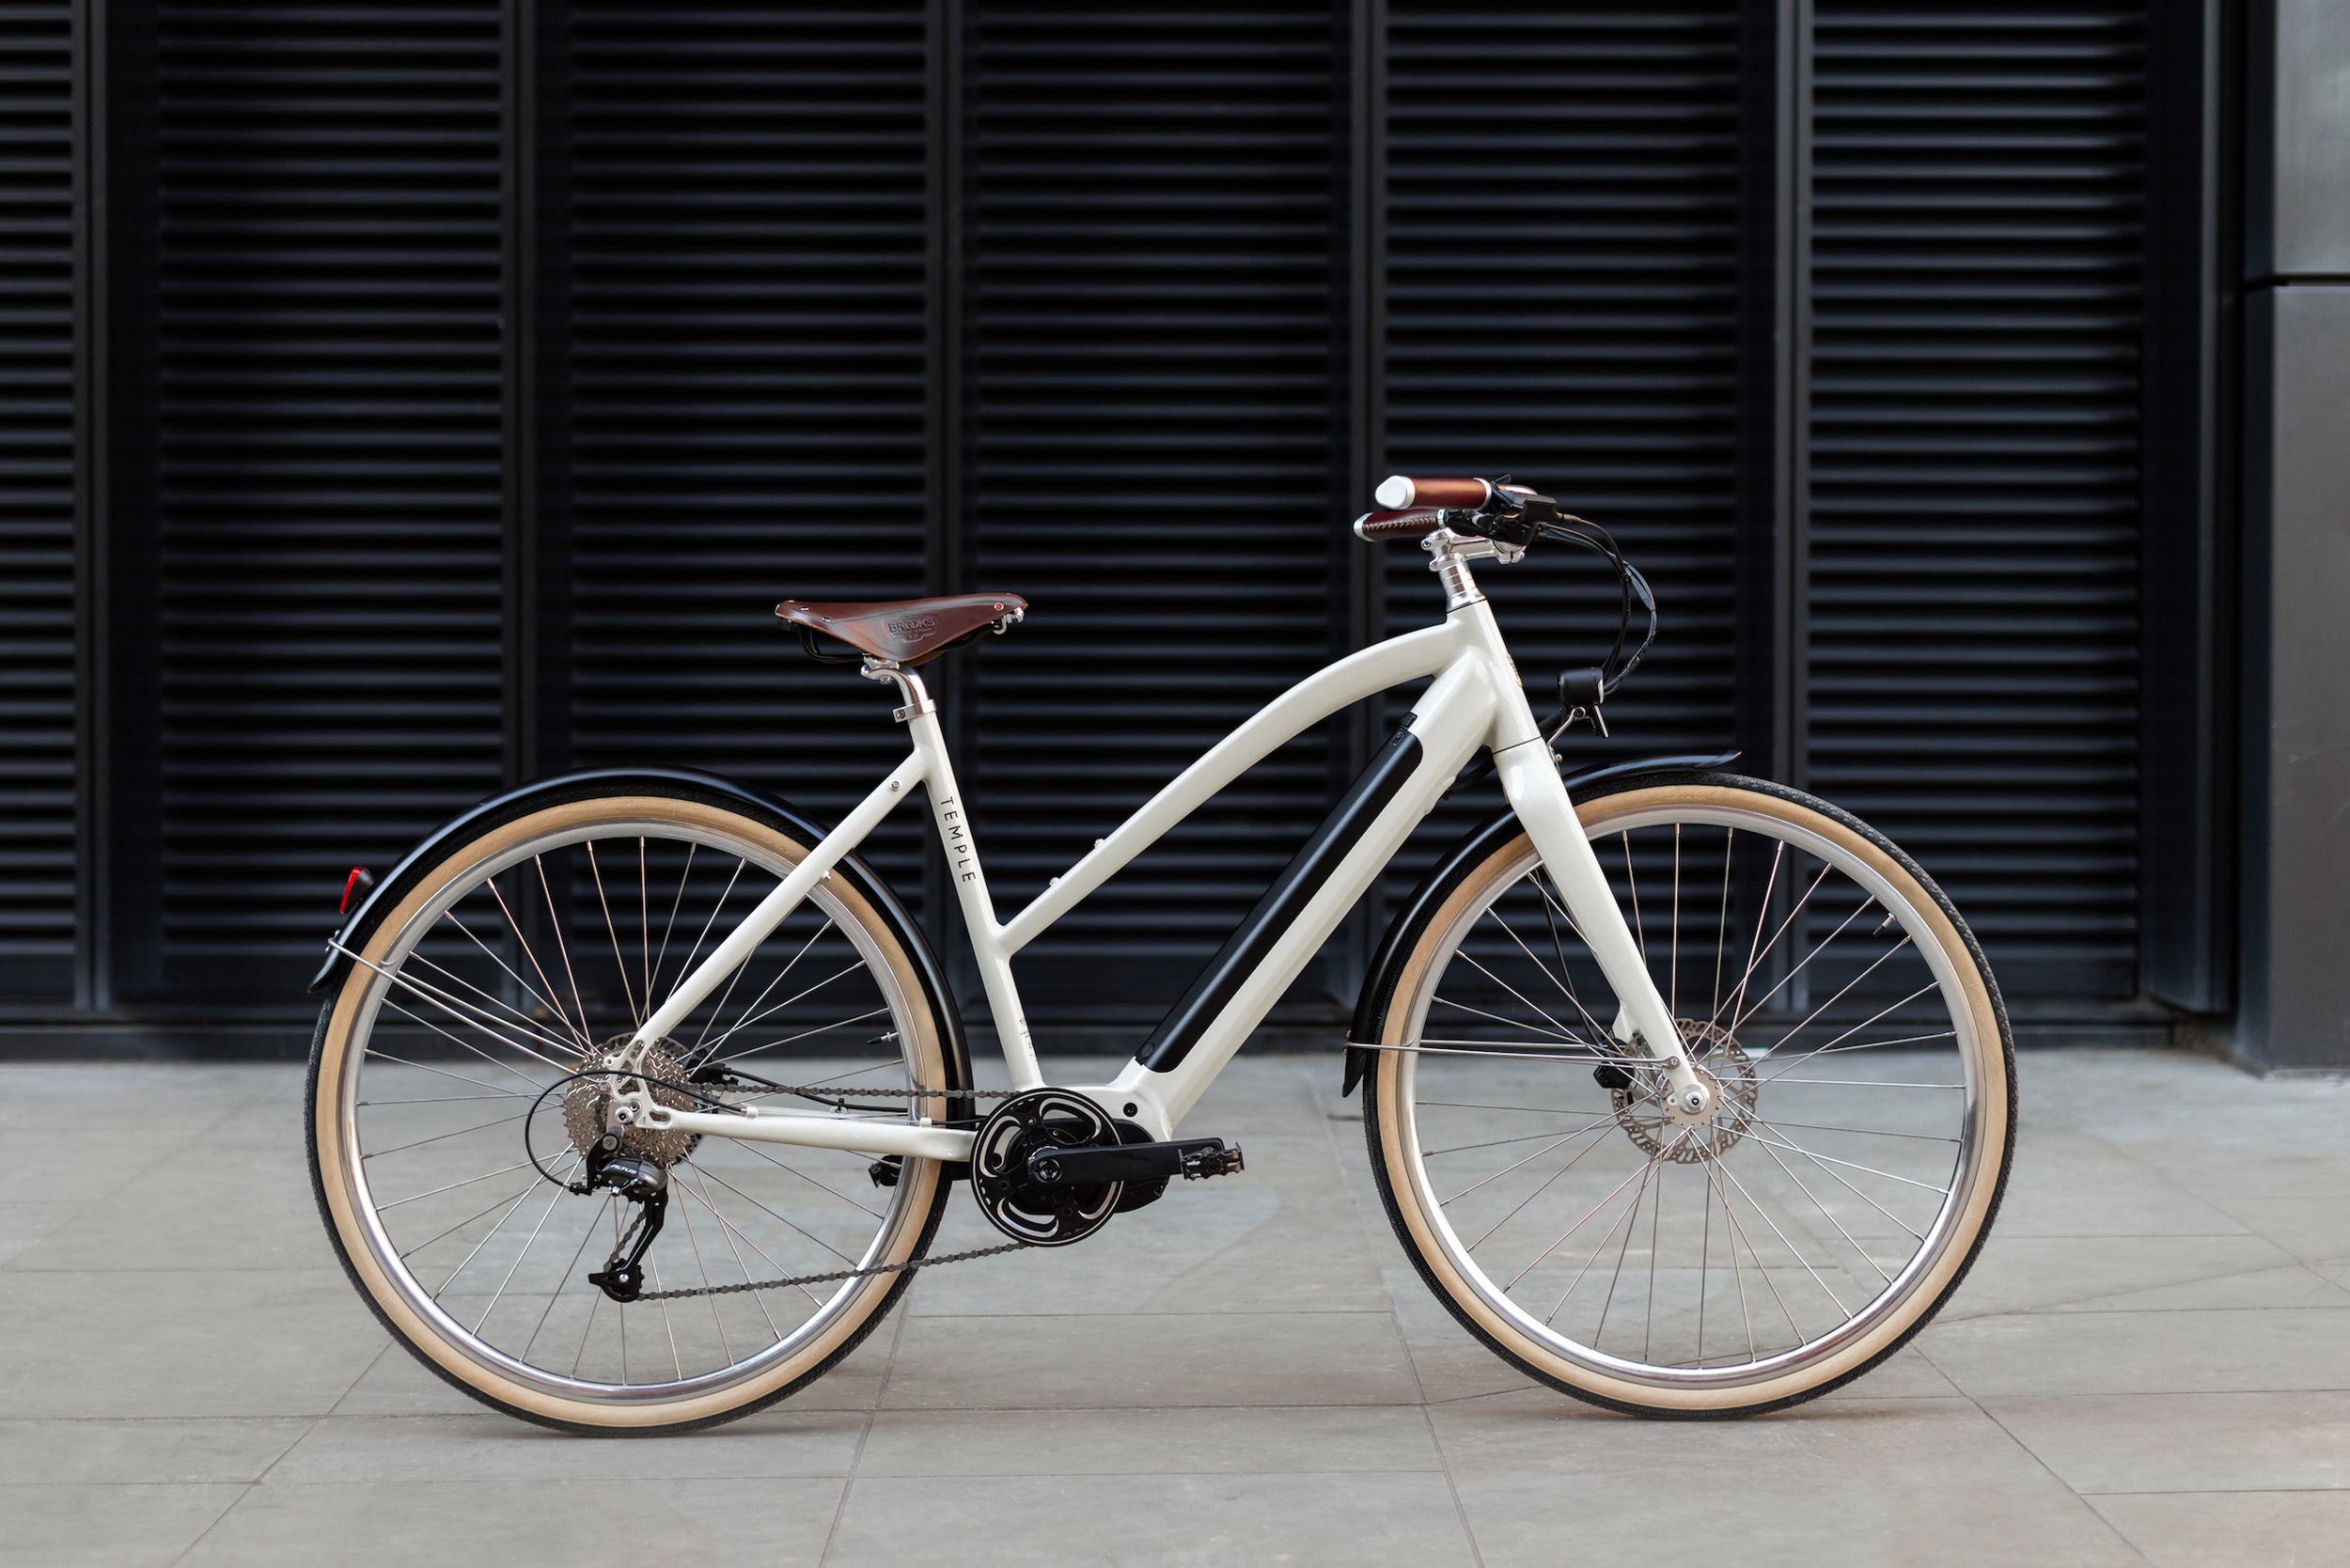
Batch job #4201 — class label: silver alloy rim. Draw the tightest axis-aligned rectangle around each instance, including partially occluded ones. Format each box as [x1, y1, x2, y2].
[332, 817, 930, 1407]
[1390, 801, 1989, 1392]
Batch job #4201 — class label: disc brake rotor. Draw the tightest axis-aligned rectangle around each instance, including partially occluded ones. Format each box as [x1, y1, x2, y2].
[1613, 1019, 1759, 1164]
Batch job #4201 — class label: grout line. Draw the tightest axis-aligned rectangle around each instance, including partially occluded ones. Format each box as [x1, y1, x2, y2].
[164, 1482, 255, 1568]
[815, 1294, 908, 1566]
[1975, 1400, 2156, 1566]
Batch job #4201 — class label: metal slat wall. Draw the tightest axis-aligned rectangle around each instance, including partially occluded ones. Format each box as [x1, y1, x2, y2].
[1805, 3, 2145, 999]
[0, 0, 75, 997]
[565, 2, 932, 896]
[1382, 1, 1745, 883]
[963, 3, 1340, 1017]
[149, 3, 508, 996]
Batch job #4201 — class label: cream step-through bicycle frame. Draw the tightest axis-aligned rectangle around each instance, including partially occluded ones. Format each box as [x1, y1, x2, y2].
[605, 528, 1716, 1161]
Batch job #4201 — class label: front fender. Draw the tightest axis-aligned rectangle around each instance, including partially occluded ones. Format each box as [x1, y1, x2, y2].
[1341, 749, 1739, 1096]
[306, 766, 971, 1095]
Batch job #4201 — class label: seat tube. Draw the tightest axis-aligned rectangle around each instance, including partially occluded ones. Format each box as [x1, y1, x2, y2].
[904, 702, 1043, 1089]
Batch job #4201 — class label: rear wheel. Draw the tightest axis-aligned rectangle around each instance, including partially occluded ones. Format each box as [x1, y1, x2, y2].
[308, 784, 953, 1433]
[1361, 772, 2013, 1415]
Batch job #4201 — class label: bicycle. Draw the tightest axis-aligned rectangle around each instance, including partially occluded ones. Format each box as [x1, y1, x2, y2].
[307, 475, 2014, 1432]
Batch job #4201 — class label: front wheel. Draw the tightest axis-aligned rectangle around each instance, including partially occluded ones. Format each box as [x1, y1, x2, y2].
[1360, 772, 2013, 1416]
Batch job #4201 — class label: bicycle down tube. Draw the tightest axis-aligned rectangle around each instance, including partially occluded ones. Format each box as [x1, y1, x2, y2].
[622, 593, 1705, 1161]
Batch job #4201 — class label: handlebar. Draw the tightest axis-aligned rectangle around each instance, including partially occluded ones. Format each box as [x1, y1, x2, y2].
[1373, 476, 1491, 510]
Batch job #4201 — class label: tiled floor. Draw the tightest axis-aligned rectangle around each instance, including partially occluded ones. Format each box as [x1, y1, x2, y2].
[5, 1048, 2348, 1566]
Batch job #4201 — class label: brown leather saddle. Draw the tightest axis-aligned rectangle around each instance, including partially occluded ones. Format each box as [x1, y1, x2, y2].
[775, 593, 1026, 667]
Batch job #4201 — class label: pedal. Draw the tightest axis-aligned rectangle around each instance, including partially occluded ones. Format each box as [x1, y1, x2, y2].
[1025, 1136, 1244, 1188]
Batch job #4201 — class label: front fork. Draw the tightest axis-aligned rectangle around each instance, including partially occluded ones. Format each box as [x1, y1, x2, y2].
[1491, 716, 1714, 1122]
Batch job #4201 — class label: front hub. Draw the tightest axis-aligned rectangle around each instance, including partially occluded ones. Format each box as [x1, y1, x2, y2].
[1609, 1019, 1758, 1164]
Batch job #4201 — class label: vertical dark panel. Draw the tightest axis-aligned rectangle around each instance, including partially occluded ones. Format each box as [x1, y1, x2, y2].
[1807, 3, 2146, 1000]
[565, 1, 932, 896]
[0, 0, 76, 997]
[963, 3, 1340, 1024]
[149, 2, 509, 996]
[1382, 1, 1746, 856]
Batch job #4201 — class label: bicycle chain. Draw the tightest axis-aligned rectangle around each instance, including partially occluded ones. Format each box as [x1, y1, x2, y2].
[619, 1077, 1032, 1302]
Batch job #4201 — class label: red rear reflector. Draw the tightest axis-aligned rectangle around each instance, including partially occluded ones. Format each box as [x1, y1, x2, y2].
[339, 867, 373, 915]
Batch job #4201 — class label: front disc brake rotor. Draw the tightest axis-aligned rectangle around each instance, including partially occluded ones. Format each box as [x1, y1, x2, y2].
[1612, 1020, 1759, 1165]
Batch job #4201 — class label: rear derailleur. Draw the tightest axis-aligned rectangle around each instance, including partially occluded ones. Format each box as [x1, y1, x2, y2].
[572, 1130, 670, 1303]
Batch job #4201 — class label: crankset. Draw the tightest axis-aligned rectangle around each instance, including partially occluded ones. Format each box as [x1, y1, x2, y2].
[969, 1088, 1245, 1247]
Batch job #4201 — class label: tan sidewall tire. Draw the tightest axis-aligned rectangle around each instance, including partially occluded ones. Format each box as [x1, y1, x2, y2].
[310, 794, 949, 1432]
[1369, 780, 2013, 1415]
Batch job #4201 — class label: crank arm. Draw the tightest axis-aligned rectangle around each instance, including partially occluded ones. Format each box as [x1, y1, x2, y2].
[1026, 1137, 1244, 1188]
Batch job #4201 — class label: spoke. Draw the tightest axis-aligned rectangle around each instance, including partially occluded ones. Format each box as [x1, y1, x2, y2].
[487, 874, 589, 1048]
[433, 1179, 543, 1300]
[1768, 1075, 1962, 1089]
[1439, 1111, 1620, 1207]
[359, 1093, 519, 1107]
[352, 951, 572, 1079]
[1425, 1123, 1627, 1159]
[1486, 905, 1619, 1048]
[1727, 889, 1878, 1034]
[1710, 826, 1734, 1018]
[733, 1140, 886, 1217]
[1461, 1119, 1620, 1250]
[378, 1158, 540, 1212]
[1668, 824, 1681, 1020]
[419, 919, 589, 1055]
[1502, 1148, 1664, 1292]
[473, 1181, 572, 1334]
[658, 855, 748, 1026]
[1711, 858, 1835, 1033]
[647, 1255, 683, 1382]
[1695, 1153, 1774, 1358]
[676, 1168, 826, 1311]
[1574, 1140, 1667, 1334]
[1418, 1099, 1623, 1117]
[647, 843, 697, 1002]
[1523, 878, 1633, 1047]
[524, 1193, 614, 1360]
[1697, 1151, 1714, 1365]
[671, 1183, 734, 1363]
[1744, 1123, 1954, 1196]
[1757, 1118, 1957, 1145]
[1458, 953, 1585, 1047]
[639, 839, 652, 1025]
[397, 1182, 541, 1261]
[1749, 1133, 1894, 1286]
[1761, 1127, 1927, 1242]
[1714, 1152, 1851, 1318]
[700, 1004, 891, 1068]
[1753, 982, 1943, 1089]
[374, 997, 554, 1097]
[363, 1049, 534, 1100]
[694, 962, 871, 1059]
[585, 839, 641, 1026]
[571, 1271, 601, 1379]
[1429, 993, 1578, 1043]
[1723, 839, 1786, 1033]
[691, 1164, 859, 1264]
[534, 855, 595, 1046]
[1642, 1159, 1664, 1362]
[362, 1108, 532, 1162]
[1620, 831, 1647, 963]
[691, 917, 835, 1055]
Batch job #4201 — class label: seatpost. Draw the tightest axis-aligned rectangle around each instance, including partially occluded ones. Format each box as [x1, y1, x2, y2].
[861, 658, 935, 722]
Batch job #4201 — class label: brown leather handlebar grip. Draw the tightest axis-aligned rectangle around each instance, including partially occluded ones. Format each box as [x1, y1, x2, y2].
[1374, 475, 1492, 511]
[1354, 509, 1443, 541]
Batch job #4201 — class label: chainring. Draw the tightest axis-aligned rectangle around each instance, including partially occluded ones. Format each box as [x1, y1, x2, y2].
[968, 1089, 1122, 1247]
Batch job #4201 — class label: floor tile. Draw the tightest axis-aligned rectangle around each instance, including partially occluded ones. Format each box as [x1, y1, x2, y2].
[179, 1478, 846, 1568]
[825, 1472, 1476, 1567]
[2, 1482, 248, 1567]
[1987, 1391, 2350, 1494]
[883, 1310, 1421, 1408]
[0, 1418, 311, 1483]
[1919, 1308, 2350, 1397]
[0, 1270, 385, 1418]
[271, 1408, 866, 1481]
[2091, 1491, 2350, 1568]
[1942, 1233, 2309, 1318]
[1430, 1392, 2142, 1567]
[855, 1403, 1442, 1477]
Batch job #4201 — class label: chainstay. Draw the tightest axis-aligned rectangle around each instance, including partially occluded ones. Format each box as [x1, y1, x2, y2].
[627, 1239, 1032, 1302]
[619, 1077, 1028, 1300]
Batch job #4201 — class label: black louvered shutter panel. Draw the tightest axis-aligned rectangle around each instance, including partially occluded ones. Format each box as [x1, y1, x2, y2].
[1807, 4, 2144, 999]
[1383, 1, 1743, 883]
[152, 3, 508, 996]
[566, 2, 932, 897]
[964, 4, 1340, 1021]
[0, 0, 75, 997]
